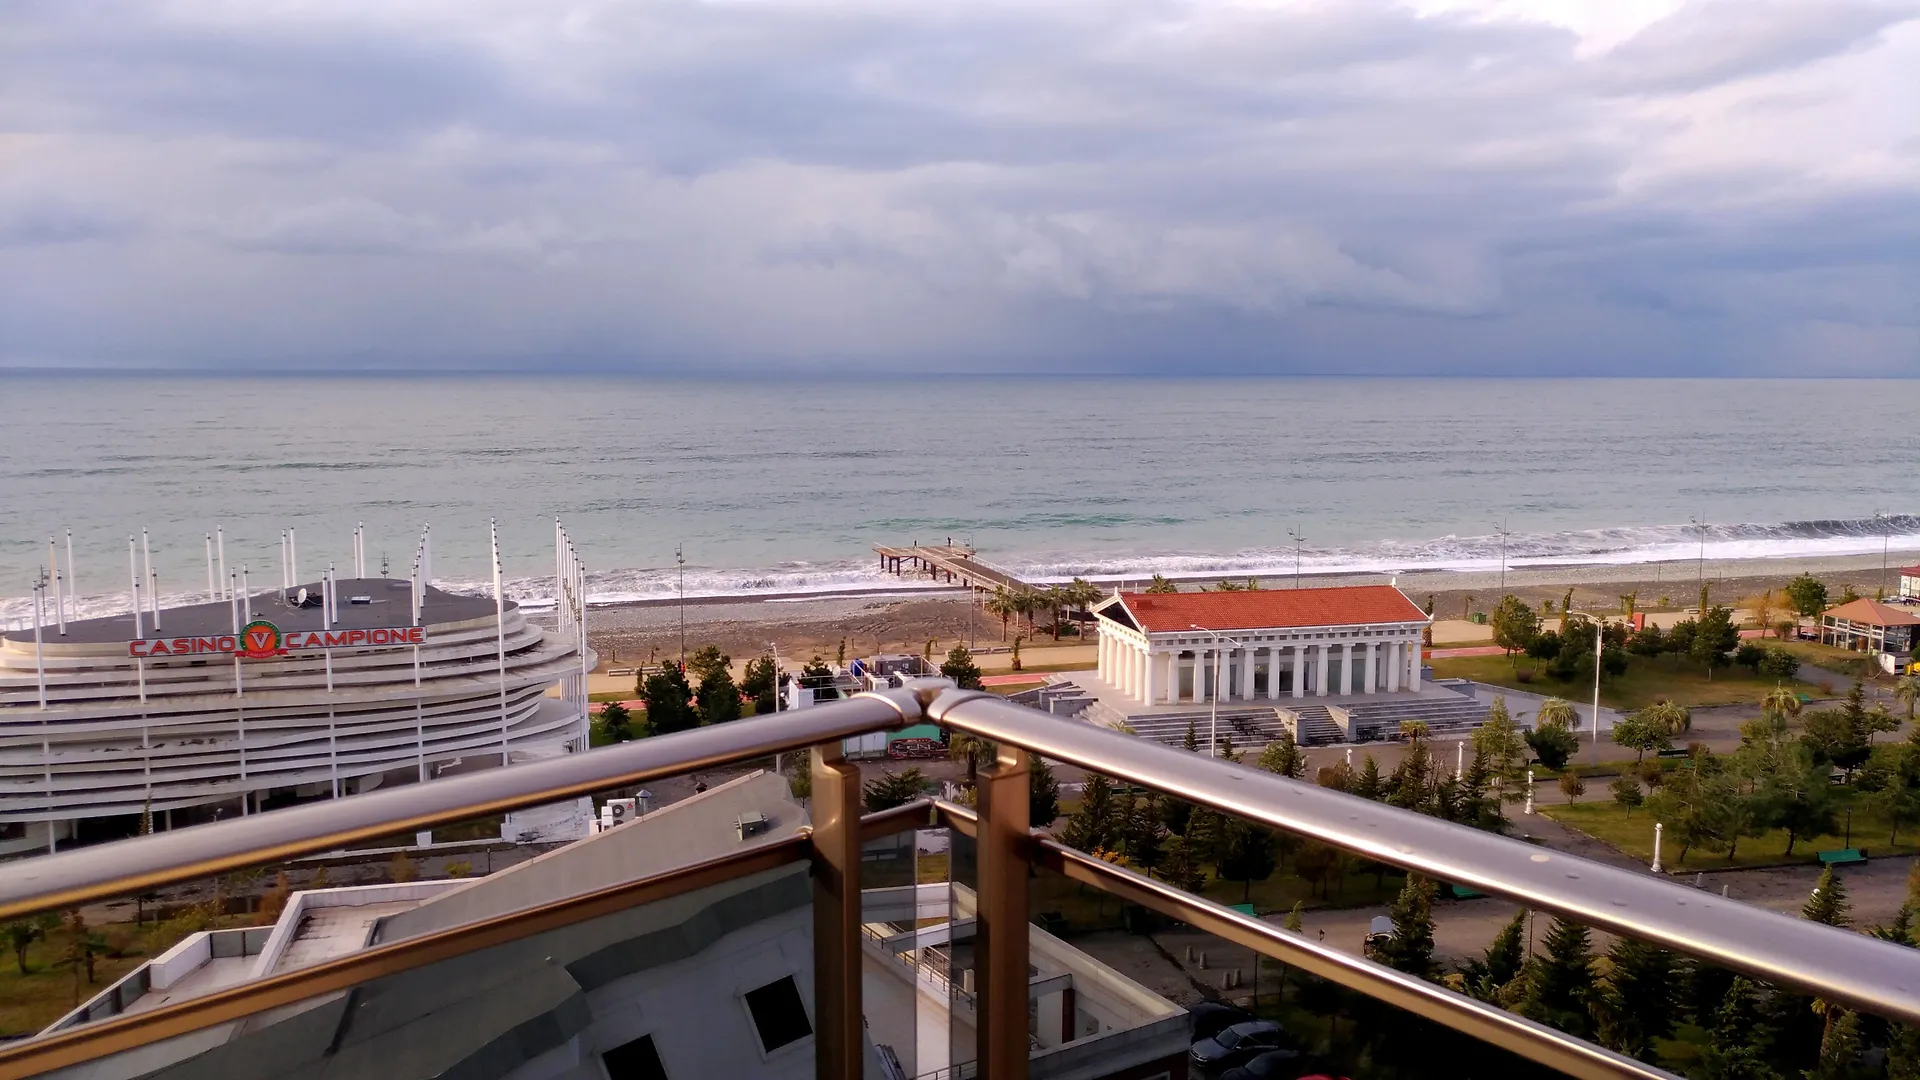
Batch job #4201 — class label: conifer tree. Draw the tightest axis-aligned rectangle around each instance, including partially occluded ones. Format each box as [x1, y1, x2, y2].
[1520, 916, 1596, 1038]
[1353, 755, 1385, 800]
[1697, 977, 1780, 1080]
[1803, 866, 1851, 927]
[1061, 773, 1120, 852]
[1284, 901, 1304, 932]
[1183, 719, 1199, 753]
[1595, 937, 1678, 1060]
[1214, 819, 1277, 903]
[1462, 909, 1527, 1002]
[1257, 726, 1308, 779]
[1029, 755, 1060, 827]
[1120, 791, 1165, 878]
[1806, 1010, 1861, 1080]
[1374, 875, 1438, 978]
[1158, 832, 1208, 892]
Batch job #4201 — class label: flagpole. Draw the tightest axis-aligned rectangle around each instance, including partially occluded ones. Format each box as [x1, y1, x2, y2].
[142, 528, 159, 631]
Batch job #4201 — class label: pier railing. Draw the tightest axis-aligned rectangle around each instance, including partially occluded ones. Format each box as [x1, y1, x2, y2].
[1, 681, 1916, 1080]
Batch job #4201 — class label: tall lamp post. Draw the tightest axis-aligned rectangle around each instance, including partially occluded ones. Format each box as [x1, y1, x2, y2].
[1690, 514, 1708, 596]
[1495, 518, 1511, 594]
[1288, 525, 1306, 590]
[1190, 624, 1245, 758]
[1876, 511, 1891, 597]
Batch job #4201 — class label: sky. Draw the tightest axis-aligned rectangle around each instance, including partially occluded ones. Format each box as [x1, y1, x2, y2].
[1, 0, 1916, 375]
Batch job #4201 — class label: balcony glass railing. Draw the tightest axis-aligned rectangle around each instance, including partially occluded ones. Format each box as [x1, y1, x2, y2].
[0, 680, 1915, 1080]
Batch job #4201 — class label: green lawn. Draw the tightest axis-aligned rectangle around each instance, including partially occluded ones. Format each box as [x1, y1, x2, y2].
[1542, 795, 1917, 871]
[1429, 652, 1819, 711]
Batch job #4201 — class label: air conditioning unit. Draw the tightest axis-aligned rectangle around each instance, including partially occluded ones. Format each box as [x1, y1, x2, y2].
[603, 797, 637, 826]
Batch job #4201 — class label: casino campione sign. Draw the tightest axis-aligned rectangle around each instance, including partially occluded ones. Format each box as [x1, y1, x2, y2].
[127, 620, 428, 659]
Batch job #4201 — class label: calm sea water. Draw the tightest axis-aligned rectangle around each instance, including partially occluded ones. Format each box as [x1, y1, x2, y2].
[1, 374, 1914, 618]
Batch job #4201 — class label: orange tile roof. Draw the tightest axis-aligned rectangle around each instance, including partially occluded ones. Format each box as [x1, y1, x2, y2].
[1821, 598, 1920, 627]
[1114, 585, 1428, 633]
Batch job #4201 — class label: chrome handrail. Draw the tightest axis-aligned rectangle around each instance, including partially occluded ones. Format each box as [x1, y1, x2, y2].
[0, 687, 927, 920]
[925, 689, 1920, 1027]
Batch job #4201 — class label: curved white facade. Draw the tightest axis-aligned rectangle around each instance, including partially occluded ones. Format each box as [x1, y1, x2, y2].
[0, 579, 593, 837]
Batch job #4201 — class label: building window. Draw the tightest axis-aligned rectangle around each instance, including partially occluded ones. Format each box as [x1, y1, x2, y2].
[601, 1034, 668, 1080]
[744, 975, 813, 1053]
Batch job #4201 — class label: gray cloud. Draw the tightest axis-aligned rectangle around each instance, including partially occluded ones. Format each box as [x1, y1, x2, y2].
[0, 0, 1915, 374]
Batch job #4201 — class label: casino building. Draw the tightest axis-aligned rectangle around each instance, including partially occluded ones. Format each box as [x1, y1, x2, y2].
[0, 533, 592, 857]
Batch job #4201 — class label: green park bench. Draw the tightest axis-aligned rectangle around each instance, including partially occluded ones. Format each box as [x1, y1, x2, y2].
[1817, 849, 1868, 866]
[1446, 884, 1487, 900]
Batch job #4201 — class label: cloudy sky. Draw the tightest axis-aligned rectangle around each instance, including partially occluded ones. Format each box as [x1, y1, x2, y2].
[2, 0, 1916, 374]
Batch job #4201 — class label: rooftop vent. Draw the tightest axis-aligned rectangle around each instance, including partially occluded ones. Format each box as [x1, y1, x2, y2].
[349, 595, 372, 605]
[736, 811, 769, 841]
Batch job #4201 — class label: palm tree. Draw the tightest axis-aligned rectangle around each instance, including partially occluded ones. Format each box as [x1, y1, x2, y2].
[1896, 674, 1919, 728]
[949, 731, 995, 791]
[1015, 587, 1044, 636]
[985, 586, 1017, 642]
[1045, 584, 1068, 641]
[1640, 699, 1691, 738]
[1144, 574, 1178, 594]
[1399, 720, 1430, 745]
[1762, 683, 1804, 729]
[1535, 697, 1578, 731]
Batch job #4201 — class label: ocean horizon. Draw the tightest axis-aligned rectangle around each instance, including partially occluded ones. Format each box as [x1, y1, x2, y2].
[2, 373, 1914, 620]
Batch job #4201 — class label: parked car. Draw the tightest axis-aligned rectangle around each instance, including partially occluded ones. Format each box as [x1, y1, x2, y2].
[1361, 915, 1394, 958]
[1187, 1001, 1256, 1044]
[1190, 1019, 1291, 1075]
[1221, 1048, 1332, 1080]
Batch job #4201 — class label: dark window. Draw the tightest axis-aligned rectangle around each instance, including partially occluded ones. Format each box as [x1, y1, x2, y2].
[601, 1034, 668, 1080]
[743, 975, 812, 1052]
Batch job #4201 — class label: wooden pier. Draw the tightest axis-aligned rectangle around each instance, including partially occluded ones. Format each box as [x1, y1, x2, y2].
[873, 544, 1029, 593]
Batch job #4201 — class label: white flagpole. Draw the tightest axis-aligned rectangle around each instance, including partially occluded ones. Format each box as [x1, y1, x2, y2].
[323, 566, 335, 694]
[141, 528, 157, 630]
[230, 570, 243, 699]
[33, 582, 48, 709]
[241, 566, 252, 624]
[492, 520, 508, 764]
[128, 535, 143, 639]
[206, 534, 216, 603]
[216, 525, 227, 600]
[289, 527, 298, 588]
[49, 536, 66, 637]
[63, 529, 74, 627]
[280, 531, 289, 594]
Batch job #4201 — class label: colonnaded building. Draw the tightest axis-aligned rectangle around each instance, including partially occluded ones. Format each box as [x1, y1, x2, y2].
[1021, 584, 1543, 749]
[0, 525, 592, 858]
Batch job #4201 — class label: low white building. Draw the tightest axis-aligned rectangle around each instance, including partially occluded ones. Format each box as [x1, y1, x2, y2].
[1092, 585, 1430, 707]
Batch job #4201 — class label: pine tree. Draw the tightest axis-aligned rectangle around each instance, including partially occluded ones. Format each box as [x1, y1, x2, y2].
[1158, 833, 1208, 892]
[1029, 755, 1061, 827]
[940, 644, 984, 690]
[1888, 1022, 1920, 1080]
[1214, 819, 1277, 903]
[1183, 720, 1199, 753]
[1595, 937, 1678, 1060]
[1353, 755, 1385, 800]
[863, 768, 927, 812]
[1257, 726, 1307, 779]
[1462, 909, 1527, 1002]
[1120, 791, 1165, 877]
[641, 665, 698, 734]
[1807, 1009, 1861, 1080]
[1062, 773, 1121, 852]
[1375, 875, 1438, 978]
[1803, 866, 1851, 927]
[1697, 977, 1780, 1080]
[1520, 916, 1596, 1038]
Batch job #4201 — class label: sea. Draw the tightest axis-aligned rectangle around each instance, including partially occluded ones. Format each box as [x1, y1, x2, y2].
[1, 374, 1914, 622]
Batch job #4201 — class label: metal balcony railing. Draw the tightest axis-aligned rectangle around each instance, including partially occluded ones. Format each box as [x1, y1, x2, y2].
[0, 679, 1916, 1080]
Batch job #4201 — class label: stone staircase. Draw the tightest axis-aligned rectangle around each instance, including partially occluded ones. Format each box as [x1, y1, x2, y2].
[1340, 693, 1493, 741]
[1090, 705, 1290, 753]
[1007, 678, 1097, 719]
[1278, 704, 1344, 746]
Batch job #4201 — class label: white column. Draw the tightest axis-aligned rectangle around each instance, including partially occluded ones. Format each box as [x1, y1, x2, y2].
[1128, 643, 1142, 700]
[1387, 641, 1402, 692]
[1408, 639, 1423, 691]
[1192, 649, 1209, 703]
[1364, 642, 1378, 694]
[1164, 650, 1178, 705]
[1142, 646, 1159, 706]
[1102, 633, 1115, 684]
[1265, 647, 1280, 700]
[1312, 643, 1327, 696]
[1292, 645, 1306, 699]
[1239, 646, 1255, 700]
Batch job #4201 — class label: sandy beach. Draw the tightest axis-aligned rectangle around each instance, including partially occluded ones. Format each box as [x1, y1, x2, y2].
[578, 549, 1918, 672]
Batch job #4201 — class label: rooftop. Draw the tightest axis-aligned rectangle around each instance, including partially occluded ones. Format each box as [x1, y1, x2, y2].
[1103, 584, 1428, 634]
[2, 579, 508, 646]
[1822, 597, 1920, 627]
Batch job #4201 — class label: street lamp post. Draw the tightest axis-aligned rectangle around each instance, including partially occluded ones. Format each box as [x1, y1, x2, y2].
[1495, 518, 1511, 594]
[1288, 525, 1305, 590]
[1876, 511, 1891, 597]
[1690, 514, 1707, 596]
[1191, 624, 1245, 758]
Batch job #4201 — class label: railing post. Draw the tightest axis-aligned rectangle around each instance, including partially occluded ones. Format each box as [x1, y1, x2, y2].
[976, 743, 1030, 1080]
[811, 743, 864, 1080]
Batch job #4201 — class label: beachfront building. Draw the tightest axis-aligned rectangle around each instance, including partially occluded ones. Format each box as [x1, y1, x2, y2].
[1900, 565, 1920, 602]
[36, 771, 1187, 1080]
[0, 524, 592, 857]
[1092, 585, 1430, 706]
[1820, 597, 1920, 656]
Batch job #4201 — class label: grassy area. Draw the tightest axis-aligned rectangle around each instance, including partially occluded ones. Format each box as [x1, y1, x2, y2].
[1429, 652, 1820, 711]
[587, 690, 631, 703]
[1541, 794, 1917, 870]
[1768, 640, 1882, 682]
[0, 912, 274, 1037]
